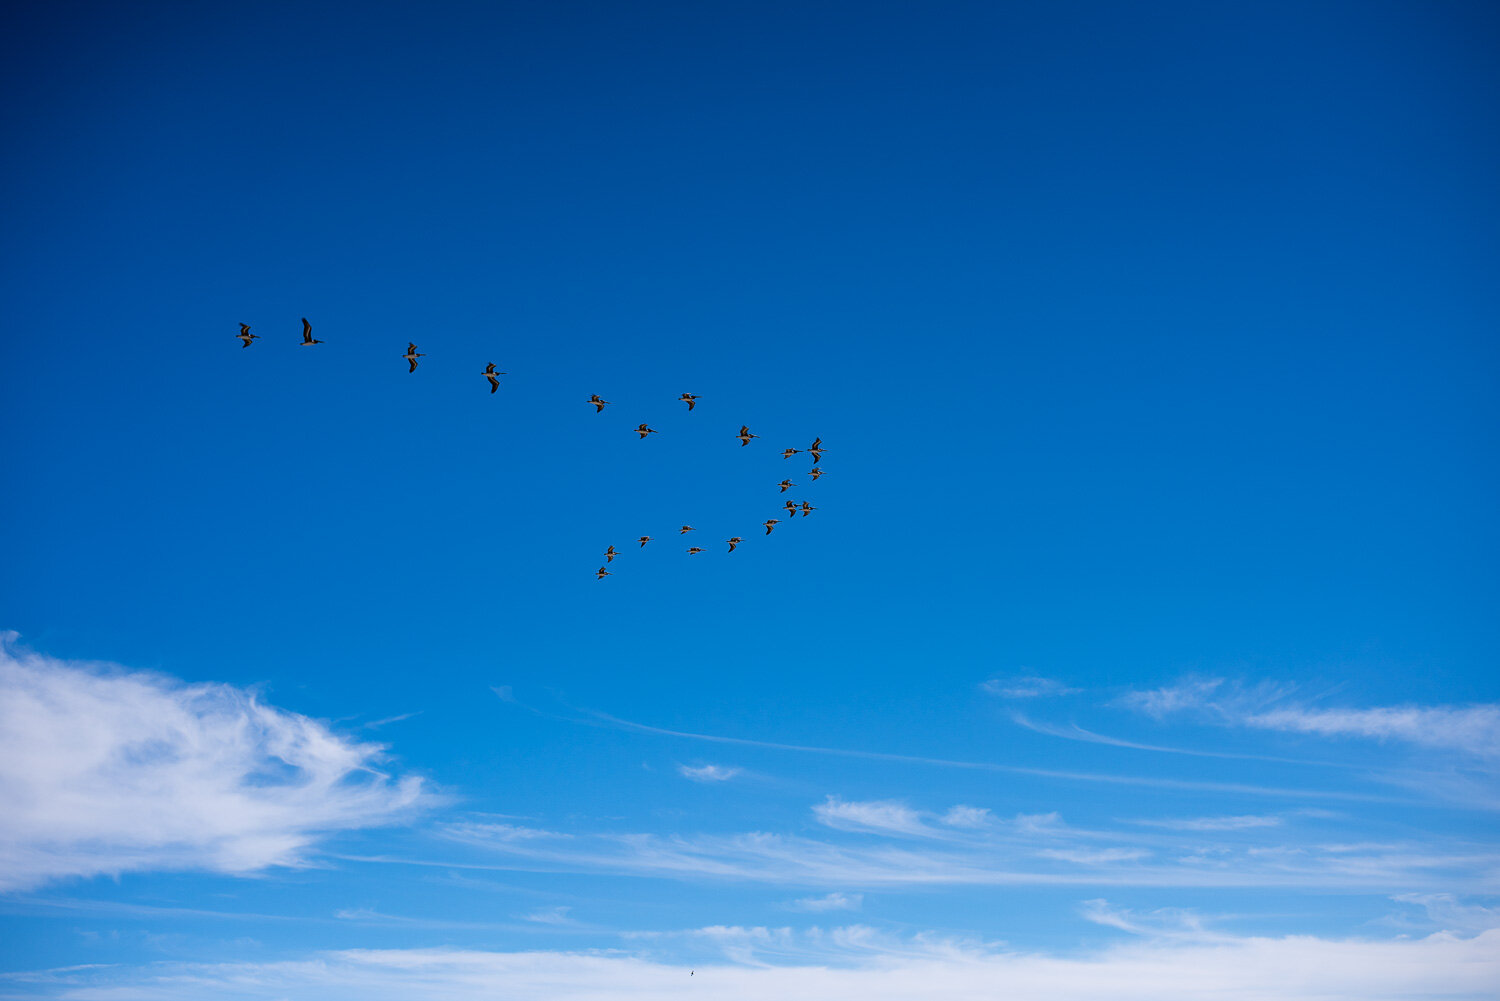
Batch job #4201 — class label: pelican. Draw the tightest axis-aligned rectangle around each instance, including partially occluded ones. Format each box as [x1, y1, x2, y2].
[763, 519, 779, 535]
[680, 525, 695, 534]
[737, 426, 757, 446]
[800, 502, 816, 517]
[781, 448, 800, 460]
[638, 536, 652, 547]
[482, 363, 506, 392]
[299, 318, 323, 345]
[236, 323, 258, 348]
[604, 546, 618, 563]
[588, 394, 610, 413]
[679, 393, 699, 411]
[635, 423, 658, 439]
[783, 500, 798, 518]
[403, 342, 424, 372]
[726, 537, 743, 553]
[686, 546, 706, 555]
[809, 467, 824, 481]
[806, 437, 825, 463]
[596, 567, 612, 580]
[778, 479, 795, 493]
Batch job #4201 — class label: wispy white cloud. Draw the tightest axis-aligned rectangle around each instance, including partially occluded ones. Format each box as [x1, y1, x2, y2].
[435, 810, 1498, 893]
[520, 905, 578, 926]
[1247, 705, 1500, 760]
[980, 676, 1080, 699]
[787, 892, 863, 912]
[678, 764, 742, 783]
[7, 925, 1497, 1000]
[939, 805, 991, 829]
[1118, 675, 1500, 763]
[813, 798, 929, 837]
[1130, 814, 1285, 831]
[0, 635, 427, 891]
[1392, 893, 1500, 934]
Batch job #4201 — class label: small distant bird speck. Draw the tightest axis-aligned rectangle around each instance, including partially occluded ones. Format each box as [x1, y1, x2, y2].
[299, 318, 323, 345]
[482, 363, 506, 393]
[588, 394, 609, 413]
[236, 323, 258, 348]
[404, 342, 424, 372]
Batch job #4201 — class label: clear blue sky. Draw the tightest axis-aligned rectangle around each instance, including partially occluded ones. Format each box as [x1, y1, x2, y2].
[2, 2, 1497, 997]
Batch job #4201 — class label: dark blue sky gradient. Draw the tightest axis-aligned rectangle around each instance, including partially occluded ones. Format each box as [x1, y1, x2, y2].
[1, 0, 1497, 977]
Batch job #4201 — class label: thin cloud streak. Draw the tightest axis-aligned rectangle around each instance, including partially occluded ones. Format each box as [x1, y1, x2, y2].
[7, 926, 1497, 1001]
[565, 707, 1397, 803]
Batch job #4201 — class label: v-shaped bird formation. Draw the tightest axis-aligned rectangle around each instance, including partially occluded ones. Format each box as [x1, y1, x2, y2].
[235, 318, 826, 578]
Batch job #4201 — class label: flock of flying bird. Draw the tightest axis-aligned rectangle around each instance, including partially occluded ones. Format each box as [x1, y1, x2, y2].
[236, 319, 826, 578]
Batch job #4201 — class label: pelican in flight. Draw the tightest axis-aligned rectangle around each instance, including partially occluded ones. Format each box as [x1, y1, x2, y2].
[806, 437, 825, 463]
[638, 536, 652, 547]
[299, 318, 323, 345]
[236, 323, 258, 348]
[596, 567, 612, 580]
[588, 394, 610, 413]
[482, 363, 506, 393]
[403, 343, 424, 372]
[726, 537, 743, 553]
[809, 467, 824, 481]
[686, 546, 706, 555]
[679, 393, 699, 411]
[604, 546, 618, 563]
[800, 501, 816, 517]
[680, 525, 695, 534]
[783, 500, 798, 518]
[635, 423, 658, 439]
[737, 426, 757, 446]
[781, 448, 800, 460]
[778, 479, 795, 493]
[763, 519, 779, 535]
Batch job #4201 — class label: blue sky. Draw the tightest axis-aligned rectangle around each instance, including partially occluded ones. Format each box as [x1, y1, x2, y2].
[1, 1, 1498, 997]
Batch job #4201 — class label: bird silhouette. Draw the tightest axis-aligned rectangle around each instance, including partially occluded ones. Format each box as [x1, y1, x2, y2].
[635, 423, 658, 439]
[299, 318, 323, 345]
[809, 467, 824, 481]
[778, 479, 795, 493]
[638, 536, 652, 547]
[403, 342, 424, 372]
[604, 546, 618, 563]
[781, 448, 800, 460]
[680, 525, 695, 534]
[686, 546, 706, 555]
[737, 426, 757, 446]
[726, 537, 742, 553]
[806, 437, 825, 463]
[763, 519, 779, 535]
[482, 363, 506, 393]
[801, 501, 816, 517]
[588, 394, 610, 413]
[679, 393, 699, 411]
[596, 567, 612, 580]
[236, 323, 258, 348]
[783, 500, 798, 518]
